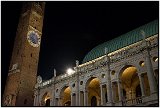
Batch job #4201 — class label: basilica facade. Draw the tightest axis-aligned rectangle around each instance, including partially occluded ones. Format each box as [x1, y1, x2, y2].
[34, 20, 158, 106]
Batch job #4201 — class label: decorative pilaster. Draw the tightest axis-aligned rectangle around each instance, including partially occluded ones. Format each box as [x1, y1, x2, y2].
[141, 30, 157, 94]
[37, 88, 40, 106]
[76, 60, 80, 106]
[79, 91, 81, 106]
[117, 80, 123, 102]
[100, 84, 103, 106]
[84, 90, 88, 106]
[33, 93, 37, 106]
[138, 74, 145, 97]
[71, 93, 73, 106]
[52, 69, 56, 106]
[104, 48, 113, 105]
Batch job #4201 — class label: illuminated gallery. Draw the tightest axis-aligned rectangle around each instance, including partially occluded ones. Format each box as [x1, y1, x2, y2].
[3, 2, 158, 106]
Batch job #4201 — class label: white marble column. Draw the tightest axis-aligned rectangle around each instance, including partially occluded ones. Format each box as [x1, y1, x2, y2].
[36, 89, 40, 106]
[71, 93, 73, 106]
[79, 91, 82, 106]
[106, 67, 113, 104]
[117, 80, 123, 102]
[104, 48, 113, 105]
[33, 94, 37, 106]
[138, 74, 145, 97]
[144, 50, 157, 94]
[76, 60, 80, 106]
[142, 33, 157, 94]
[84, 90, 88, 106]
[76, 82, 79, 106]
[100, 84, 104, 106]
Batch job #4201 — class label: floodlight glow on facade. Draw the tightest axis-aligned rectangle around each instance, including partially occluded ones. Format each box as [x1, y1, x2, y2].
[67, 68, 75, 75]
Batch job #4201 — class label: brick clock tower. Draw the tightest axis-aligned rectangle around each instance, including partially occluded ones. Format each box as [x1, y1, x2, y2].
[3, 2, 45, 106]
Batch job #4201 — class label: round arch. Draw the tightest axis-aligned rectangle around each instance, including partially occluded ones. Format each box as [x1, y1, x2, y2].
[117, 62, 140, 79]
[41, 92, 51, 106]
[118, 65, 141, 100]
[118, 65, 134, 78]
[85, 77, 101, 106]
[84, 74, 102, 87]
[59, 85, 71, 106]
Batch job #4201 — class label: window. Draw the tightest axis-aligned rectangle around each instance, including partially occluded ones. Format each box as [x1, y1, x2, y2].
[153, 57, 158, 62]
[101, 74, 105, 78]
[111, 70, 115, 75]
[80, 81, 83, 85]
[139, 61, 145, 67]
[72, 83, 75, 88]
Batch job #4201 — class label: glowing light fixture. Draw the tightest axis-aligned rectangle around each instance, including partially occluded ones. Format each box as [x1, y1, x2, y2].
[67, 68, 75, 75]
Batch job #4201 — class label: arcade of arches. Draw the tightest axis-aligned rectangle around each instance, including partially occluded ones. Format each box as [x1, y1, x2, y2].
[33, 21, 158, 106]
[40, 64, 158, 106]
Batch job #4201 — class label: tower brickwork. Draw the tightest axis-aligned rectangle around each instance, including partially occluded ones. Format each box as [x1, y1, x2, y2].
[3, 2, 45, 106]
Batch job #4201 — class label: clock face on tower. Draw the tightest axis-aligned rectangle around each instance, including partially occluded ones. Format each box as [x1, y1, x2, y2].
[27, 31, 41, 47]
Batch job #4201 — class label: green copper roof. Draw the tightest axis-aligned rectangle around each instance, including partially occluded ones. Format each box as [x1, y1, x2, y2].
[82, 19, 158, 63]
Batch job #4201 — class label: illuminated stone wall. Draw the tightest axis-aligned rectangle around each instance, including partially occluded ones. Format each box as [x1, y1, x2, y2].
[34, 34, 158, 106]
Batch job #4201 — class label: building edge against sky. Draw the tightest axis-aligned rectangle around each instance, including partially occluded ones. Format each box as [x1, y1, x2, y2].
[34, 19, 158, 106]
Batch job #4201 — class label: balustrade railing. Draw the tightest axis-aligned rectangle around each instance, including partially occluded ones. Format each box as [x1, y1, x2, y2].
[122, 97, 142, 106]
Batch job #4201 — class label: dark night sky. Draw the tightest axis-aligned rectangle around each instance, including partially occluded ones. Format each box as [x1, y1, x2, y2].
[1, 1, 159, 94]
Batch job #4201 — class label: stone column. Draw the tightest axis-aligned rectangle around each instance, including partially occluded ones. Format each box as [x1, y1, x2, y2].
[71, 93, 73, 106]
[84, 90, 88, 106]
[138, 74, 145, 97]
[100, 84, 103, 106]
[79, 91, 82, 106]
[50, 99, 53, 106]
[33, 94, 37, 106]
[141, 31, 157, 94]
[105, 58, 113, 105]
[104, 48, 113, 105]
[76, 60, 80, 106]
[37, 89, 40, 106]
[117, 80, 123, 102]
[144, 50, 157, 94]
[106, 82, 113, 105]
[76, 81, 79, 106]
